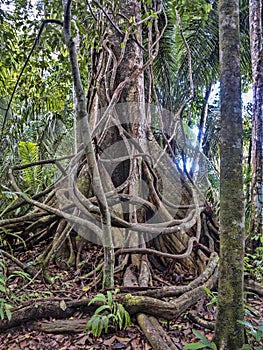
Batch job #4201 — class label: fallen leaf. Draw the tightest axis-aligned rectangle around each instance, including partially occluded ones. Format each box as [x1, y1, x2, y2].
[60, 300, 67, 311]
[82, 286, 90, 291]
[145, 344, 152, 350]
[112, 342, 127, 349]
[115, 336, 132, 344]
[76, 334, 93, 345]
[19, 340, 29, 348]
[104, 335, 116, 346]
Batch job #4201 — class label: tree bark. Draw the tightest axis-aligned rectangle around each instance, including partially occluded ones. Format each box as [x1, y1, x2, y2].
[249, 0, 263, 240]
[214, 0, 245, 348]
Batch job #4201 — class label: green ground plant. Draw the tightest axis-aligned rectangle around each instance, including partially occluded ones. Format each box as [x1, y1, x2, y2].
[244, 236, 263, 282]
[0, 259, 12, 321]
[238, 320, 263, 350]
[184, 320, 263, 350]
[184, 288, 263, 350]
[184, 329, 217, 349]
[85, 289, 131, 337]
[0, 256, 32, 320]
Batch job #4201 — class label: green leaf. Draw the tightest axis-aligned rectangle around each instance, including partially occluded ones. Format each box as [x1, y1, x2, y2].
[184, 343, 206, 350]
[98, 318, 104, 336]
[0, 285, 6, 293]
[255, 330, 263, 341]
[239, 345, 252, 350]
[237, 320, 255, 331]
[192, 330, 211, 345]
[88, 293, 106, 305]
[205, 4, 213, 13]
[85, 318, 93, 332]
[94, 305, 111, 315]
[101, 315, 109, 333]
[18, 141, 41, 190]
[0, 273, 6, 282]
[117, 304, 127, 329]
[124, 310, 131, 327]
[210, 342, 217, 350]
[0, 306, 4, 320]
[203, 287, 212, 296]
[91, 315, 101, 337]
[107, 290, 113, 307]
[107, 313, 118, 323]
[4, 304, 12, 321]
[116, 309, 123, 329]
[10, 270, 32, 281]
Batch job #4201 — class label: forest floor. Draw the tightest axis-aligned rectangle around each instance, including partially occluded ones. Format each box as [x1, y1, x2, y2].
[0, 242, 262, 350]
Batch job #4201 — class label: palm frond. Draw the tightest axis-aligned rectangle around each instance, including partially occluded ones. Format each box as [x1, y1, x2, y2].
[154, 0, 251, 111]
[18, 141, 41, 191]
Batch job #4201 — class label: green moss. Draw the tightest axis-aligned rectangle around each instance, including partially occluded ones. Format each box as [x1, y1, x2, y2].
[122, 294, 142, 306]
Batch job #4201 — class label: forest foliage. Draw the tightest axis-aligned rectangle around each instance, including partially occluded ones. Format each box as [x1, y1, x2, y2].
[0, 0, 262, 348]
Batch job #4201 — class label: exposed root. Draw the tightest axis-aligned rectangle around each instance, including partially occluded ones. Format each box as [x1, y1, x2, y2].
[245, 279, 263, 297]
[137, 313, 179, 350]
[187, 311, 215, 330]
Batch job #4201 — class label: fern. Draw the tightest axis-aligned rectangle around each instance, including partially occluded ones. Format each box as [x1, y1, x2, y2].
[18, 141, 41, 191]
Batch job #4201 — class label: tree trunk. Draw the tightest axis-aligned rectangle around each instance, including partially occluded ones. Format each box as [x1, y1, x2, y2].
[214, 0, 245, 348]
[249, 0, 263, 240]
[82, 0, 210, 276]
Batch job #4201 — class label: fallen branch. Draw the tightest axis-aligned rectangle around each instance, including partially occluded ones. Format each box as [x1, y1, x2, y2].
[137, 314, 179, 350]
[32, 319, 87, 333]
[0, 299, 92, 331]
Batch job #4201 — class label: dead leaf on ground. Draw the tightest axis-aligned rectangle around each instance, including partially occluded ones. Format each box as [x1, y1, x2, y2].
[104, 335, 116, 346]
[115, 336, 132, 344]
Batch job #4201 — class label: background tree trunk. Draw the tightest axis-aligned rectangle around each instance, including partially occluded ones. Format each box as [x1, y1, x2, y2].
[214, 0, 245, 348]
[249, 0, 263, 240]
